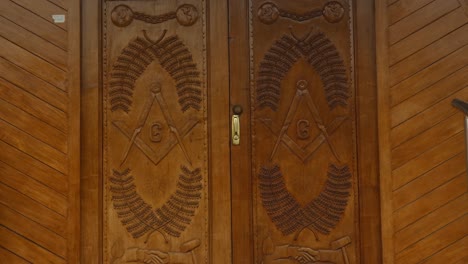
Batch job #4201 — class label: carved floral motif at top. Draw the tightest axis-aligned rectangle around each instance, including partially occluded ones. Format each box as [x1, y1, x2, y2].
[257, 1, 345, 24]
[111, 4, 199, 27]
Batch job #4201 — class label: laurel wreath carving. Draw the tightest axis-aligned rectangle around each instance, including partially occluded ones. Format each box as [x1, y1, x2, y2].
[257, 32, 349, 111]
[110, 166, 202, 242]
[259, 163, 351, 238]
[109, 31, 202, 113]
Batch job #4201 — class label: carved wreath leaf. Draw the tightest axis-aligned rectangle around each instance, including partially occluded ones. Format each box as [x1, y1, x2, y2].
[259, 163, 351, 236]
[257, 32, 349, 111]
[110, 166, 203, 240]
[109, 33, 202, 113]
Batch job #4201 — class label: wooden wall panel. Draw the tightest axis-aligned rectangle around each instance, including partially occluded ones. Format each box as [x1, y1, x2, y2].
[0, 0, 80, 262]
[377, 0, 468, 263]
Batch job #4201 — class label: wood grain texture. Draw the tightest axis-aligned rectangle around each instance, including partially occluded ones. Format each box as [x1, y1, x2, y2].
[378, 1, 468, 262]
[376, 0, 394, 262]
[0, 0, 67, 49]
[0, 0, 80, 262]
[0, 225, 66, 264]
[229, 0, 253, 262]
[80, 0, 101, 262]
[355, 0, 383, 262]
[395, 214, 467, 264]
[10, 0, 68, 31]
[0, 246, 30, 264]
[389, 8, 468, 65]
[388, 0, 459, 44]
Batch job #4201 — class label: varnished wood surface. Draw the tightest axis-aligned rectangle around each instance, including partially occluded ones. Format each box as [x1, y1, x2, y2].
[80, 0, 232, 263]
[229, 0, 254, 263]
[378, 0, 468, 263]
[81, 0, 101, 263]
[0, 0, 80, 262]
[354, 0, 382, 263]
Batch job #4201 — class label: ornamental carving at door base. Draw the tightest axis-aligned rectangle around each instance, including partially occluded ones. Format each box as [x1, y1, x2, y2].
[259, 164, 351, 238]
[111, 238, 201, 264]
[262, 235, 352, 264]
[110, 167, 202, 242]
[256, 32, 349, 111]
[109, 31, 202, 113]
[111, 4, 199, 27]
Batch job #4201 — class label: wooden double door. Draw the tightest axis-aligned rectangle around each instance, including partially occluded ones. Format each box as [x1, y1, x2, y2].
[82, 0, 381, 263]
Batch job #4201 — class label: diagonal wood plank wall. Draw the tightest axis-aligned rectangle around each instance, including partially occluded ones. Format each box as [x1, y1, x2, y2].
[0, 0, 80, 263]
[378, 0, 468, 263]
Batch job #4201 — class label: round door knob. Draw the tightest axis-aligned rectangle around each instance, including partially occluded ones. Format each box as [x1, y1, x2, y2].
[232, 105, 243, 115]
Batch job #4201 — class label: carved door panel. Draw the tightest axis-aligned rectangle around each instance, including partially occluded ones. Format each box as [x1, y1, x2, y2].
[101, 1, 230, 263]
[84, 0, 378, 263]
[248, 1, 359, 263]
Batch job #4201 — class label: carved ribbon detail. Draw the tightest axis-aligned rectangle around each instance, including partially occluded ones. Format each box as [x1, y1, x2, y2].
[258, 1, 345, 24]
[111, 4, 199, 27]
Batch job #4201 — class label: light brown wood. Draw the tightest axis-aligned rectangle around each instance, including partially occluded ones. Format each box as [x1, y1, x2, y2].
[392, 132, 465, 190]
[0, 225, 66, 264]
[0, 203, 67, 257]
[0, 0, 81, 262]
[391, 45, 468, 107]
[394, 193, 467, 253]
[10, 0, 68, 30]
[393, 152, 465, 210]
[80, 0, 101, 262]
[391, 114, 464, 168]
[391, 84, 468, 148]
[0, 78, 67, 131]
[240, 0, 381, 263]
[394, 174, 466, 232]
[95, 1, 232, 263]
[354, 1, 383, 262]
[229, 0, 254, 262]
[395, 214, 467, 264]
[0, 161, 67, 215]
[375, 0, 394, 263]
[388, 0, 460, 45]
[388, 0, 434, 24]
[0, 15, 68, 69]
[389, 8, 468, 65]
[0, 58, 68, 111]
[0, 0, 68, 49]
[389, 24, 468, 86]
[207, 0, 232, 262]
[0, 246, 30, 264]
[420, 236, 468, 264]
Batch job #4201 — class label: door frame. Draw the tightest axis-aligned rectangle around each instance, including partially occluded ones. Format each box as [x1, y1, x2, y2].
[80, 0, 382, 263]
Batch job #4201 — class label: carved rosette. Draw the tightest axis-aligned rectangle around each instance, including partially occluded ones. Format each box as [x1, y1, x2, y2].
[111, 5, 134, 27]
[323, 1, 345, 23]
[257, 2, 280, 24]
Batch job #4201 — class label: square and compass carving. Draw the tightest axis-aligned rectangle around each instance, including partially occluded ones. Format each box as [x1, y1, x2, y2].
[112, 82, 199, 168]
[103, 1, 208, 263]
[251, 0, 357, 263]
[260, 80, 348, 164]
